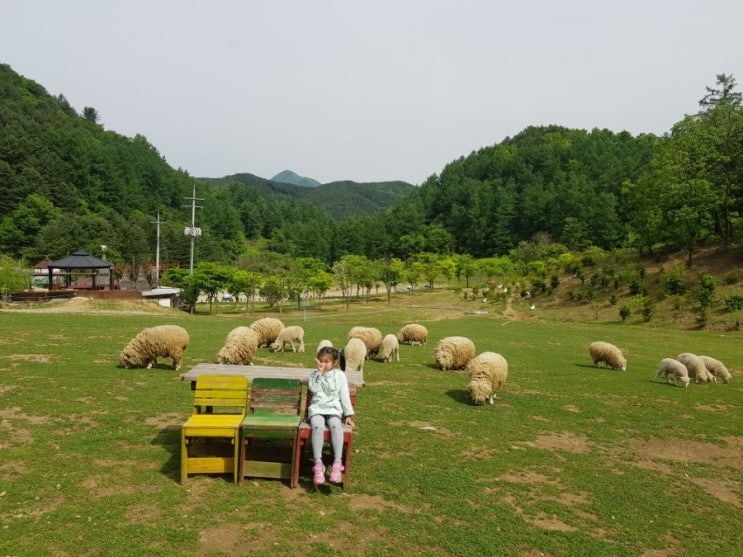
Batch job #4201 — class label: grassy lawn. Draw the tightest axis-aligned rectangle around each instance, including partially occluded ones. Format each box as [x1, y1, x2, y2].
[1, 291, 741, 556]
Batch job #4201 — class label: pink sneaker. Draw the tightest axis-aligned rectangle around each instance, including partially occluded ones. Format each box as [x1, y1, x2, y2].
[312, 462, 325, 485]
[329, 461, 344, 483]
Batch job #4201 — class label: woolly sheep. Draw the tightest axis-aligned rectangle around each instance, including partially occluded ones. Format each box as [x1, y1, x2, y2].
[677, 353, 713, 383]
[341, 337, 367, 372]
[249, 317, 285, 348]
[396, 324, 429, 346]
[346, 326, 383, 359]
[119, 324, 189, 371]
[270, 325, 305, 353]
[433, 336, 476, 371]
[698, 355, 732, 384]
[466, 351, 508, 405]
[588, 341, 627, 371]
[654, 358, 691, 388]
[316, 339, 334, 355]
[380, 333, 400, 362]
[216, 326, 259, 365]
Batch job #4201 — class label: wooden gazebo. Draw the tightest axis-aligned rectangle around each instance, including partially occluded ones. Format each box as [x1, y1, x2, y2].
[47, 250, 114, 290]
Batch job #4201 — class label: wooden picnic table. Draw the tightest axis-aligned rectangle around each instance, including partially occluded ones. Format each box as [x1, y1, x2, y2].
[180, 363, 365, 388]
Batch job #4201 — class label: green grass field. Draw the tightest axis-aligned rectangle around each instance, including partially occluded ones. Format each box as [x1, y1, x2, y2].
[1, 293, 741, 556]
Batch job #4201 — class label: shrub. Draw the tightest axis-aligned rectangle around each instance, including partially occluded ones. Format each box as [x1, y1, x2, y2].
[642, 298, 655, 322]
[629, 279, 642, 296]
[722, 271, 739, 285]
[609, 294, 618, 305]
[695, 309, 709, 329]
[619, 305, 631, 321]
[695, 274, 716, 310]
[663, 264, 686, 295]
[724, 294, 743, 312]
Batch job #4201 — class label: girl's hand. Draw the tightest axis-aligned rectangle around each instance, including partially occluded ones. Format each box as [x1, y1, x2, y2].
[344, 416, 355, 428]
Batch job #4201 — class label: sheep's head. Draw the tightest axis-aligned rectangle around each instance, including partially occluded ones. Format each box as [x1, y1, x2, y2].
[467, 379, 491, 405]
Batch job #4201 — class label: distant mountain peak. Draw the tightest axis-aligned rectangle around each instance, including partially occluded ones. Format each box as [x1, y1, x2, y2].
[271, 170, 322, 188]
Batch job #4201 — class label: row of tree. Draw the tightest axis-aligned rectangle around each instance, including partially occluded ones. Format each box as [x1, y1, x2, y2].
[1, 64, 742, 280]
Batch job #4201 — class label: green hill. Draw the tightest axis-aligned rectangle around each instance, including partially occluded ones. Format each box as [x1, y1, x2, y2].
[271, 169, 322, 188]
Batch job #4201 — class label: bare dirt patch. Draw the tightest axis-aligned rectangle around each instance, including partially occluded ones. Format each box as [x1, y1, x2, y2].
[523, 431, 593, 454]
[627, 437, 743, 470]
[0, 354, 53, 363]
[626, 436, 743, 508]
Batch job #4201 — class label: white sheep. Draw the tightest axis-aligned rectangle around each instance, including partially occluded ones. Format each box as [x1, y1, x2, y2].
[346, 326, 383, 359]
[269, 325, 305, 353]
[380, 333, 400, 362]
[341, 337, 367, 372]
[654, 358, 691, 388]
[588, 341, 627, 371]
[249, 317, 285, 348]
[216, 326, 259, 365]
[433, 336, 476, 371]
[316, 339, 334, 355]
[119, 324, 189, 371]
[396, 323, 428, 346]
[698, 355, 732, 384]
[677, 353, 713, 383]
[466, 351, 508, 405]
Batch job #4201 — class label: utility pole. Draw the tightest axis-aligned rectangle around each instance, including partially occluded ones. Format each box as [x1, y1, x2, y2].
[183, 184, 203, 274]
[151, 212, 164, 287]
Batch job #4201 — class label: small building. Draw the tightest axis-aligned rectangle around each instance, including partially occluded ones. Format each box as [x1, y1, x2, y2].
[46, 250, 115, 290]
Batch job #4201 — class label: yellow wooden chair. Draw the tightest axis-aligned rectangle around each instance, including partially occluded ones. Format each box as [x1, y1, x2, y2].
[180, 375, 249, 483]
[239, 378, 303, 484]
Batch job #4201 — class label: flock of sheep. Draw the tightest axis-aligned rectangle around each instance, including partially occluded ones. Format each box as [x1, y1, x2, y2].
[116, 320, 508, 405]
[117, 323, 732, 407]
[588, 340, 733, 388]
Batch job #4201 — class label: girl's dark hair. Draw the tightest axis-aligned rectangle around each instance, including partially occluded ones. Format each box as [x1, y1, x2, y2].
[317, 346, 346, 371]
[317, 346, 339, 361]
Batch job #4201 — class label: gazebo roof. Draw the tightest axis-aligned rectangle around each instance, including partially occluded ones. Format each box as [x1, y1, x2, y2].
[48, 250, 113, 270]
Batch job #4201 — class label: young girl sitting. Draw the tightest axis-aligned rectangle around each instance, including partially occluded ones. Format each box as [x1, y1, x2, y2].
[308, 346, 356, 485]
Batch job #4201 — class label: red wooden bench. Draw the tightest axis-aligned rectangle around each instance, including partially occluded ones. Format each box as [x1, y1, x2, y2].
[291, 384, 356, 489]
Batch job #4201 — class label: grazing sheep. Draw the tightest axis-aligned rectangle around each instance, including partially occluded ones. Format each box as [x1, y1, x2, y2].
[655, 358, 691, 388]
[698, 355, 732, 384]
[467, 351, 508, 405]
[380, 333, 400, 362]
[341, 337, 367, 372]
[677, 353, 713, 383]
[588, 341, 627, 371]
[249, 317, 285, 348]
[346, 326, 383, 359]
[396, 324, 429, 346]
[269, 325, 305, 353]
[216, 326, 259, 365]
[433, 336, 476, 371]
[119, 324, 189, 371]
[316, 339, 334, 355]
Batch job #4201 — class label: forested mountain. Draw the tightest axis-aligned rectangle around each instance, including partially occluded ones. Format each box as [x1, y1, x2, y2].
[1, 62, 742, 275]
[204, 173, 414, 219]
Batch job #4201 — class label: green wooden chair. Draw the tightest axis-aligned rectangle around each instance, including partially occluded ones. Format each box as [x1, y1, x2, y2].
[238, 378, 303, 484]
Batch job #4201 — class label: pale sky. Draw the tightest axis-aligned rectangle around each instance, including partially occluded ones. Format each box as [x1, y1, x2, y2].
[2, 1, 742, 185]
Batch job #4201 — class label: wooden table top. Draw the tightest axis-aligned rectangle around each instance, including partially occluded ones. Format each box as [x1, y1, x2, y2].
[180, 363, 365, 387]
